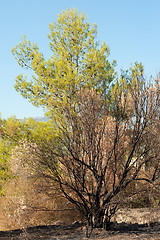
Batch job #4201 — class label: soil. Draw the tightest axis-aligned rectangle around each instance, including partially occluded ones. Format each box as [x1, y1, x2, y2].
[0, 221, 160, 240]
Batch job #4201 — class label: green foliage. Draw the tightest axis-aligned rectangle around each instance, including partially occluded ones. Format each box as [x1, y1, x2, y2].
[108, 61, 145, 120]
[12, 8, 116, 116]
[0, 117, 19, 195]
[0, 140, 11, 195]
[0, 116, 58, 148]
[25, 118, 58, 143]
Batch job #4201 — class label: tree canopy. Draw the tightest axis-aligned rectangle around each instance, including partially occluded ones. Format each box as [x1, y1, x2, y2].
[12, 8, 116, 116]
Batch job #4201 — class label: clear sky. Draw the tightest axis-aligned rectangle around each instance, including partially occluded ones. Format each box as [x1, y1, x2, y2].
[1, 0, 160, 119]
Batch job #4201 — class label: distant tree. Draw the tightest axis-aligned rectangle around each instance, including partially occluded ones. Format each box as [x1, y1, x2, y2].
[0, 117, 23, 195]
[0, 139, 11, 195]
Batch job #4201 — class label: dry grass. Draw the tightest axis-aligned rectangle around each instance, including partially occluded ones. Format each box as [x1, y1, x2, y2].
[0, 158, 82, 231]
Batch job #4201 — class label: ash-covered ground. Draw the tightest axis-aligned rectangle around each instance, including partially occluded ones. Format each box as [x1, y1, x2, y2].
[0, 221, 160, 240]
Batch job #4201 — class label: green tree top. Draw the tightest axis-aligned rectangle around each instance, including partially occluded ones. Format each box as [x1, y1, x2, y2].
[12, 8, 116, 115]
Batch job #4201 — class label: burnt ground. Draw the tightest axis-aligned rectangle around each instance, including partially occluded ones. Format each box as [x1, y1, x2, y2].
[0, 221, 160, 240]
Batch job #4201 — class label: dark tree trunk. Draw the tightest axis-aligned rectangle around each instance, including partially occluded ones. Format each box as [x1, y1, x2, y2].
[90, 209, 111, 230]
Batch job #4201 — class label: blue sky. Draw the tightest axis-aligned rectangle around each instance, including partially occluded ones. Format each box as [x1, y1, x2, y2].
[1, 0, 160, 119]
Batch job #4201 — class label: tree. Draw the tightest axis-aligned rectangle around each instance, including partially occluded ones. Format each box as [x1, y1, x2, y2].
[11, 8, 160, 233]
[12, 8, 116, 116]
[0, 117, 23, 196]
[0, 139, 11, 195]
[21, 79, 159, 231]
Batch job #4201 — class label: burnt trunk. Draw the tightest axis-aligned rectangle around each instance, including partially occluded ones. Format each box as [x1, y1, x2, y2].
[87, 209, 111, 230]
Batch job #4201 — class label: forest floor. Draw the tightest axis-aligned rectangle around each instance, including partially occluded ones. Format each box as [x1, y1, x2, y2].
[0, 221, 160, 240]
